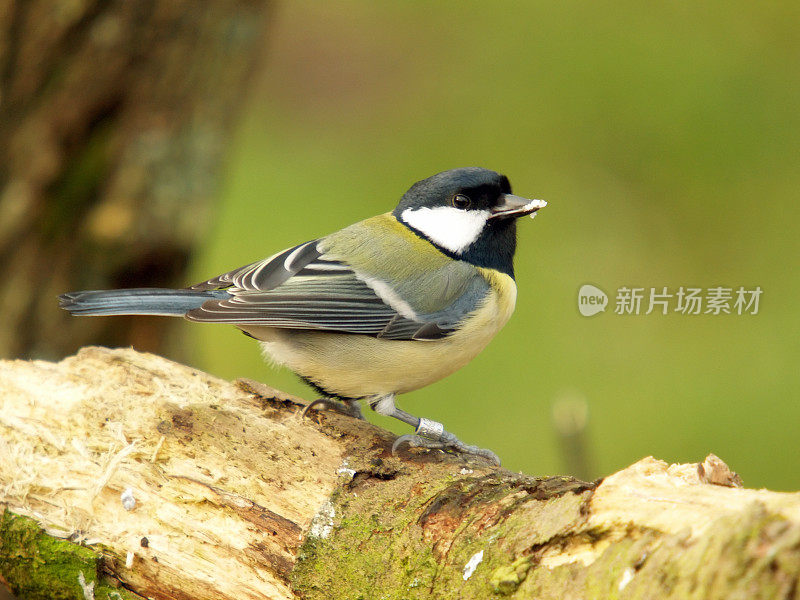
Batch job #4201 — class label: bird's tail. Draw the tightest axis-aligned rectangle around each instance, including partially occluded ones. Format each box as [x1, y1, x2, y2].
[58, 288, 231, 317]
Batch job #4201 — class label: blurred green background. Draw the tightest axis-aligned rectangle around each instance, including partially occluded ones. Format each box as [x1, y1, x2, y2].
[183, 2, 799, 488]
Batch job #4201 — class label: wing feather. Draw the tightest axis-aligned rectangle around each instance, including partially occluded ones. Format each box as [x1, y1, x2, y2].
[185, 237, 488, 340]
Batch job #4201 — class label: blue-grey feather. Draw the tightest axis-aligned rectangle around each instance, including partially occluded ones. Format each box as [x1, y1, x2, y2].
[58, 289, 230, 316]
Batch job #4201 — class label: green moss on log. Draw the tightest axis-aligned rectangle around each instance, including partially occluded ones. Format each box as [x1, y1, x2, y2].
[290, 453, 594, 599]
[0, 510, 140, 600]
[518, 503, 800, 599]
[290, 449, 800, 599]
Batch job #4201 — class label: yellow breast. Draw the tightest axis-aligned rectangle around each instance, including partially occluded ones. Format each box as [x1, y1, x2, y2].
[252, 269, 518, 398]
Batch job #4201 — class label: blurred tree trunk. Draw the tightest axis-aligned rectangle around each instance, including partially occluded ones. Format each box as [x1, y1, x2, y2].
[0, 0, 273, 360]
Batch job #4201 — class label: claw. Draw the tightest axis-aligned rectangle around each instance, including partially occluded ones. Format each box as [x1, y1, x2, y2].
[370, 394, 500, 465]
[300, 398, 335, 418]
[300, 398, 365, 420]
[391, 433, 501, 466]
[391, 434, 434, 455]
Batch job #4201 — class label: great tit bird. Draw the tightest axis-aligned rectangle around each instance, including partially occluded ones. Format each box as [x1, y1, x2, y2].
[59, 167, 546, 464]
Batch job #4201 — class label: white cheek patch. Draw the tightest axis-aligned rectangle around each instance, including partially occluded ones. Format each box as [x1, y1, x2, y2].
[400, 206, 489, 254]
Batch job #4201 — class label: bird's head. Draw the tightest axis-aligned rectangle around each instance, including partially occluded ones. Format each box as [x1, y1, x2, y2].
[393, 167, 546, 276]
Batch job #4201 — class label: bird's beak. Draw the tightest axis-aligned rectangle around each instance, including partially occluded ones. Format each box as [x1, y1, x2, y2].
[489, 194, 547, 220]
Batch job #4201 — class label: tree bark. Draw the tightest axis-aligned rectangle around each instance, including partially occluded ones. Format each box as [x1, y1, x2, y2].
[1, 348, 799, 600]
[0, 1, 272, 360]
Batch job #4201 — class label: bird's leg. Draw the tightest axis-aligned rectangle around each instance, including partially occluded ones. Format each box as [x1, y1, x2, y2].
[236, 378, 364, 420]
[301, 398, 364, 420]
[369, 395, 500, 465]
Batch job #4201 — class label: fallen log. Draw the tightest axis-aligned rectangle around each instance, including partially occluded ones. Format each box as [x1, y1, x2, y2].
[0, 347, 798, 599]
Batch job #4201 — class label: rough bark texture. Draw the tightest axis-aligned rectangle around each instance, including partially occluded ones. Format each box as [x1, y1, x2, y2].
[1, 347, 799, 599]
[0, 0, 272, 360]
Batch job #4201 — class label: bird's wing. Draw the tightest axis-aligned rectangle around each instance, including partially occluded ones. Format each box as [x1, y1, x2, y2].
[188, 240, 334, 292]
[185, 238, 489, 341]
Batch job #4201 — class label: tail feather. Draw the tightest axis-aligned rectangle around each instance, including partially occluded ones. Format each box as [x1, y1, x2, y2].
[58, 288, 231, 317]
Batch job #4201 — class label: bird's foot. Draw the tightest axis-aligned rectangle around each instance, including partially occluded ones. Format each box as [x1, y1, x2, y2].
[301, 398, 365, 420]
[391, 418, 501, 466]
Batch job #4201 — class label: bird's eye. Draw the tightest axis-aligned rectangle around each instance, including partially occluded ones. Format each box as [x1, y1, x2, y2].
[452, 194, 471, 209]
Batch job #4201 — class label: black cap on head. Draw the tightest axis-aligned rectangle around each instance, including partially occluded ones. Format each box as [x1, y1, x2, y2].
[393, 167, 512, 216]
